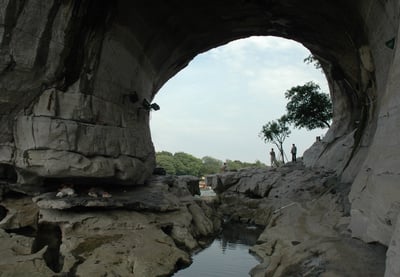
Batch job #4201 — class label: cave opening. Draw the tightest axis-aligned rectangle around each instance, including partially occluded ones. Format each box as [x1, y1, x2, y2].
[150, 36, 331, 170]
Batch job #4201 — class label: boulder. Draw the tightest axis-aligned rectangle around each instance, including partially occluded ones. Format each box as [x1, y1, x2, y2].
[175, 175, 201, 196]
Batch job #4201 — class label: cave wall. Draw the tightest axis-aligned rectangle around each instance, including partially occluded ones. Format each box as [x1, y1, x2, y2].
[1, 0, 367, 187]
[304, 1, 400, 275]
[0, 0, 156, 187]
[348, 2, 400, 276]
[1, 1, 400, 274]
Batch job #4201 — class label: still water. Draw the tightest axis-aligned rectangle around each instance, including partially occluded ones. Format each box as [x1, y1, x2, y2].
[173, 222, 264, 277]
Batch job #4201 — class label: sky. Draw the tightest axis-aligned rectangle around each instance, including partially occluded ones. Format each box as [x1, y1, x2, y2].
[150, 36, 329, 164]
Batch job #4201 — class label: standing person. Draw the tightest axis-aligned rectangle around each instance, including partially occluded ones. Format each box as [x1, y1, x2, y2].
[291, 143, 297, 162]
[270, 148, 278, 167]
[220, 162, 228, 172]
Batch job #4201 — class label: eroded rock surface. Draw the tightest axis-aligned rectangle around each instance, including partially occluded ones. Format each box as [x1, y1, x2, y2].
[1, 0, 400, 275]
[0, 175, 221, 276]
[33, 182, 181, 212]
[212, 163, 386, 277]
[208, 163, 341, 225]
[0, 229, 54, 277]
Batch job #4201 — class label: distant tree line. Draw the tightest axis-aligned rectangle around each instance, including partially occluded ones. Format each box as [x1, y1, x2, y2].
[156, 151, 266, 177]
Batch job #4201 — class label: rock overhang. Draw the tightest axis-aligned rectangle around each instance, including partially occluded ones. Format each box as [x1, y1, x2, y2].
[1, 0, 400, 275]
[1, 0, 371, 185]
[1, 3, 400, 275]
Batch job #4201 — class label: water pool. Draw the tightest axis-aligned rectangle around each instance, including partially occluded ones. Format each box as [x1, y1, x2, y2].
[173, 222, 263, 277]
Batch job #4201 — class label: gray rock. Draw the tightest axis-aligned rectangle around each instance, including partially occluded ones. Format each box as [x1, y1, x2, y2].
[0, 197, 38, 230]
[33, 184, 181, 212]
[0, 229, 54, 276]
[0, 175, 221, 276]
[176, 175, 201, 196]
[1, 1, 400, 274]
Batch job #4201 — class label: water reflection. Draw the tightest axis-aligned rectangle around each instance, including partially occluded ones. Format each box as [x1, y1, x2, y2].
[200, 188, 216, 197]
[173, 222, 263, 277]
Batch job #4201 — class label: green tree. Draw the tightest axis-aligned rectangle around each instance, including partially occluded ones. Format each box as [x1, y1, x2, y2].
[252, 160, 265, 168]
[259, 115, 291, 163]
[226, 160, 243, 171]
[285, 81, 332, 130]
[200, 156, 223, 175]
[156, 151, 176, 175]
[225, 159, 266, 171]
[156, 151, 265, 176]
[303, 54, 322, 70]
[173, 152, 202, 176]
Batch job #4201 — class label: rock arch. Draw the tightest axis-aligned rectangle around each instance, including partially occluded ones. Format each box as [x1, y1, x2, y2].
[0, 1, 399, 275]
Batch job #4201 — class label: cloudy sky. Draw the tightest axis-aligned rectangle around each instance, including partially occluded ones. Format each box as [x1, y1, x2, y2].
[150, 36, 329, 164]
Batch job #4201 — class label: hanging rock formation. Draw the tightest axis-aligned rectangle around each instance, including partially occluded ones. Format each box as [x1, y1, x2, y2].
[0, 1, 156, 188]
[1, 0, 400, 276]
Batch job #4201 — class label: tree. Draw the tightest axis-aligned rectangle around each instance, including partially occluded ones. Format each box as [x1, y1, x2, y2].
[285, 81, 332, 130]
[173, 152, 202, 176]
[156, 151, 266, 176]
[303, 54, 322, 70]
[259, 115, 291, 163]
[200, 156, 223, 175]
[226, 160, 243, 171]
[156, 151, 176, 175]
[224, 159, 266, 171]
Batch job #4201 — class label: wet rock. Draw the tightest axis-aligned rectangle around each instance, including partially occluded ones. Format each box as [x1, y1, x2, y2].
[188, 202, 214, 236]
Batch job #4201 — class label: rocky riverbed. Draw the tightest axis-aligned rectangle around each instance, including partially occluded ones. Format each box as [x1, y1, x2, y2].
[0, 162, 387, 276]
[0, 175, 221, 276]
[208, 162, 387, 276]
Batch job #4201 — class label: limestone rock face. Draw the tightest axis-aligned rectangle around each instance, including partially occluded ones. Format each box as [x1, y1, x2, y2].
[0, 1, 155, 188]
[0, 175, 221, 276]
[212, 164, 385, 277]
[1, 0, 400, 275]
[211, 163, 341, 226]
[386, 214, 400, 277]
